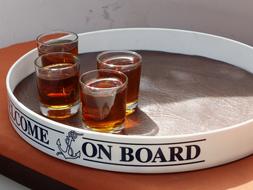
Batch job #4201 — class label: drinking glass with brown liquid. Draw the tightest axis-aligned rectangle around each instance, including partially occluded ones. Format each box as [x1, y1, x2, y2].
[36, 31, 78, 56]
[34, 52, 80, 119]
[97, 51, 142, 115]
[79, 69, 128, 133]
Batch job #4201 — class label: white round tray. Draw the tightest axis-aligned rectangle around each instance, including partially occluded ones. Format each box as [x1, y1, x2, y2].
[6, 28, 253, 173]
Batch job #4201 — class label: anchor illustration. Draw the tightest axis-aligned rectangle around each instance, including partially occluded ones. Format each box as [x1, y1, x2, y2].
[56, 130, 83, 159]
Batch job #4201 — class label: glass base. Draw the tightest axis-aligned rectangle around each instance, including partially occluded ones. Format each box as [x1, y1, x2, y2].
[83, 124, 124, 133]
[126, 100, 138, 115]
[40, 101, 80, 119]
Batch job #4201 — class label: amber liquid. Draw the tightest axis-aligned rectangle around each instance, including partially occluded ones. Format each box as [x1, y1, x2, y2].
[37, 63, 79, 108]
[38, 39, 78, 56]
[98, 56, 141, 105]
[81, 78, 126, 132]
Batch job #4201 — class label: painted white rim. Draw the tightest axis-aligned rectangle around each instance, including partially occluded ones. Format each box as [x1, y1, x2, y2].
[6, 28, 253, 173]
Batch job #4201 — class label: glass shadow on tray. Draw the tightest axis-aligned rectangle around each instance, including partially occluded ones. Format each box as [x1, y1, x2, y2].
[14, 51, 253, 136]
[55, 107, 159, 136]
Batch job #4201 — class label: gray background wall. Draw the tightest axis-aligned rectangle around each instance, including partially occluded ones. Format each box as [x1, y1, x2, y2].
[0, 0, 253, 47]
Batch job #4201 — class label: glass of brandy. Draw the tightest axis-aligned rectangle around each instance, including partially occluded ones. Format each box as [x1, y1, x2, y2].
[36, 31, 78, 56]
[34, 52, 80, 119]
[79, 69, 128, 133]
[97, 51, 142, 115]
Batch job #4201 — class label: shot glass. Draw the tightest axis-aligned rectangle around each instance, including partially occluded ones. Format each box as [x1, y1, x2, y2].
[79, 69, 128, 133]
[34, 52, 80, 119]
[97, 51, 142, 115]
[36, 31, 78, 56]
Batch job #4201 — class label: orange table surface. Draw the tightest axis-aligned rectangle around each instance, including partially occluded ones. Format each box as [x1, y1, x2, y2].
[0, 41, 253, 190]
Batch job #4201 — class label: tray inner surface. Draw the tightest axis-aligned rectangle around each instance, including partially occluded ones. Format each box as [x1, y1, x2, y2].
[14, 51, 253, 136]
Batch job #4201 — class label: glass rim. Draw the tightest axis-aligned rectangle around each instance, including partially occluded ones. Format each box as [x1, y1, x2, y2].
[34, 52, 80, 70]
[96, 50, 142, 68]
[79, 69, 128, 91]
[36, 30, 78, 46]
